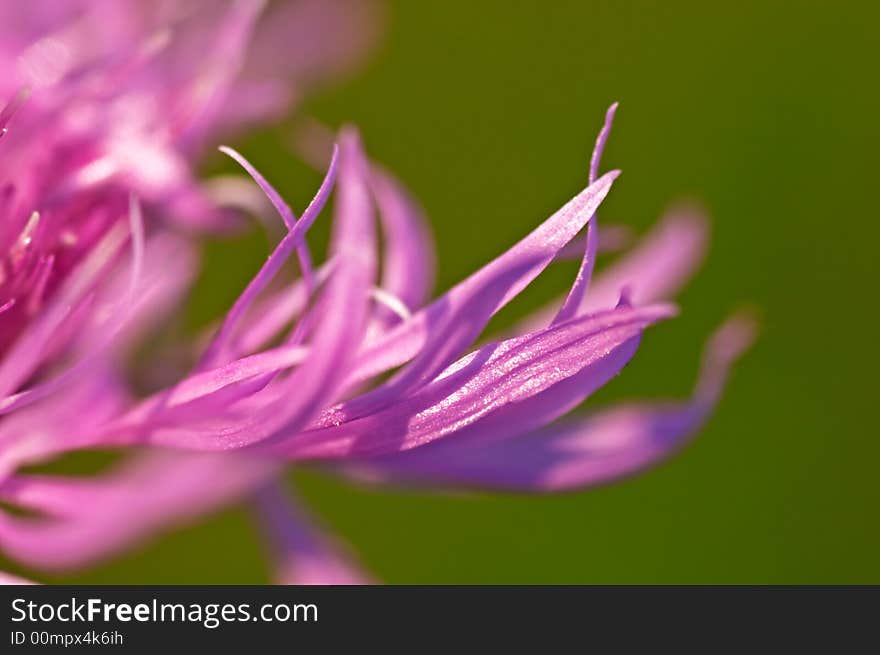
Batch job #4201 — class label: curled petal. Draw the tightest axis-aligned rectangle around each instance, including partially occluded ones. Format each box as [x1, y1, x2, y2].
[554, 102, 617, 325]
[219, 145, 315, 291]
[249, 126, 376, 435]
[198, 144, 338, 369]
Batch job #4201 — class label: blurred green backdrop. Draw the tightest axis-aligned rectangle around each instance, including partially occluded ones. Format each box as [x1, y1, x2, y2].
[36, 1, 880, 582]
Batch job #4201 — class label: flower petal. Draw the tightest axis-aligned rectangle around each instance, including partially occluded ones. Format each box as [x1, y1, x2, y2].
[219, 145, 316, 290]
[519, 204, 709, 331]
[0, 221, 128, 397]
[197, 143, 338, 369]
[171, 0, 265, 144]
[274, 302, 674, 460]
[554, 102, 617, 325]
[368, 165, 435, 318]
[0, 364, 126, 480]
[0, 452, 276, 570]
[241, 0, 384, 102]
[344, 314, 756, 492]
[584, 204, 709, 313]
[292, 120, 433, 323]
[555, 224, 634, 260]
[252, 483, 372, 585]
[345, 170, 622, 403]
[0, 196, 147, 415]
[107, 128, 375, 450]
[230, 260, 335, 358]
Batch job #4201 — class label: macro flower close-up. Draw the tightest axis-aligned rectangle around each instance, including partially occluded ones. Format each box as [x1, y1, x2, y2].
[0, 0, 876, 595]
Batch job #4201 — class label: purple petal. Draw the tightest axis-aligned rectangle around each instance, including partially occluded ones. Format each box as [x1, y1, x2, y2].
[241, 0, 384, 100]
[172, 0, 265, 145]
[555, 224, 634, 260]
[87, 232, 197, 353]
[252, 483, 372, 585]
[272, 303, 674, 460]
[520, 204, 709, 331]
[0, 196, 146, 415]
[584, 204, 709, 312]
[345, 314, 756, 492]
[0, 364, 127, 480]
[554, 102, 618, 325]
[219, 145, 316, 291]
[292, 119, 434, 322]
[108, 343, 310, 431]
[368, 165, 435, 318]
[106, 128, 375, 451]
[0, 452, 276, 570]
[0, 222, 128, 398]
[197, 144, 338, 369]
[0, 87, 29, 134]
[230, 260, 335, 357]
[345, 170, 622, 401]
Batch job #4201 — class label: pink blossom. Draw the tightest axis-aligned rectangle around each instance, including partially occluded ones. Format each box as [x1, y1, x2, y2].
[0, 5, 752, 585]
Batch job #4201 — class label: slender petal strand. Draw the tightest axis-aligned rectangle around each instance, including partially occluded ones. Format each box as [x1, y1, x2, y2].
[231, 261, 334, 357]
[197, 146, 339, 369]
[554, 102, 618, 325]
[256, 127, 377, 437]
[219, 146, 316, 290]
[293, 120, 435, 327]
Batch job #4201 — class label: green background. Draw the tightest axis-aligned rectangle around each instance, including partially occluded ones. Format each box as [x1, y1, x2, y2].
[31, 1, 880, 582]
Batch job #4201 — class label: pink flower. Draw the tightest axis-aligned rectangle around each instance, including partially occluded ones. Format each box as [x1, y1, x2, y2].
[1, 104, 753, 583]
[0, 0, 381, 465]
[0, 0, 383, 584]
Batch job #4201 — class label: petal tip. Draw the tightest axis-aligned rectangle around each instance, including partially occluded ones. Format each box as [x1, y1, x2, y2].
[709, 310, 760, 364]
